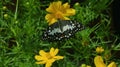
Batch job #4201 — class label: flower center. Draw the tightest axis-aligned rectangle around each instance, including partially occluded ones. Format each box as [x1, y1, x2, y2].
[55, 11, 63, 19]
[46, 53, 53, 59]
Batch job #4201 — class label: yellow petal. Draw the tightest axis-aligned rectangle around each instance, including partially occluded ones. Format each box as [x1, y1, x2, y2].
[45, 62, 52, 67]
[49, 19, 57, 25]
[46, 4, 55, 13]
[45, 14, 57, 25]
[63, 16, 70, 20]
[45, 14, 52, 21]
[39, 50, 47, 56]
[63, 2, 70, 9]
[65, 9, 76, 16]
[35, 61, 46, 64]
[46, 1, 62, 13]
[50, 47, 55, 56]
[35, 55, 42, 61]
[45, 59, 55, 67]
[108, 62, 116, 67]
[54, 1, 62, 10]
[54, 56, 64, 60]
[49, 59, 56, 63]
[50, 47, 59, 56]
[35, 55, 48, 61]
[46, 4, 54, 13]
[94, 56, 106, 67]
[50, 47, 55, 52]
[53, 48, 59, 56]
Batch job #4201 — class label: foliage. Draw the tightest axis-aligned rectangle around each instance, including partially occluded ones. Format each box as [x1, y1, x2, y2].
[0, 0, 119, 67]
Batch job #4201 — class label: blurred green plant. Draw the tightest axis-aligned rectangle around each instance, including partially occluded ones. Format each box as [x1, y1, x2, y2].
[0, 0, 119, 67]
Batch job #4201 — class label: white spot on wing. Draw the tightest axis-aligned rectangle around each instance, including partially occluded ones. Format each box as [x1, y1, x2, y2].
[62, 25, 75, 32]
[49, 28, 62, 35]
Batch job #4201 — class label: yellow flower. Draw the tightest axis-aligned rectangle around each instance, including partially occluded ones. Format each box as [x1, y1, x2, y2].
[94, 55, 116, 67]
[45, 1, 76, 25]
[108, 62, 116, 67]
[35, 47, 64, 67]
[96, 46, 104, 53]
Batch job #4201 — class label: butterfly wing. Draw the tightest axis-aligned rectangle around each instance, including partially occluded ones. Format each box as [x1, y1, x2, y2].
[42, 20, 85, 41]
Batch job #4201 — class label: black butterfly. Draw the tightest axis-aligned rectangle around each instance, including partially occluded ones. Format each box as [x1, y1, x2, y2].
[42, 20, 85, 41]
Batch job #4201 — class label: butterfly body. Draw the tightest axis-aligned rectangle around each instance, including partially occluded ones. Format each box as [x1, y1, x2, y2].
[42, 20, 85, 41]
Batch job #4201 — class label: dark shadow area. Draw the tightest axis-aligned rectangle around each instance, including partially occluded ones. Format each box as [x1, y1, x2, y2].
[112, 0, 120, 35]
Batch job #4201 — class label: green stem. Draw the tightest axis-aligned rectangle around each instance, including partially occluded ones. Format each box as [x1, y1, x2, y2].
[14, 0, 18, 20]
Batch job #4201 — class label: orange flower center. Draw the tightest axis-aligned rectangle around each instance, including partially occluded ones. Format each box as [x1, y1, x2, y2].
[46, 53, 53, 59]
[55, 11, 63, 19]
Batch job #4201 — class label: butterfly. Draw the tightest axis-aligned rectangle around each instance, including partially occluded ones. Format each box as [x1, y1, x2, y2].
[42, 20, 85, 41]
